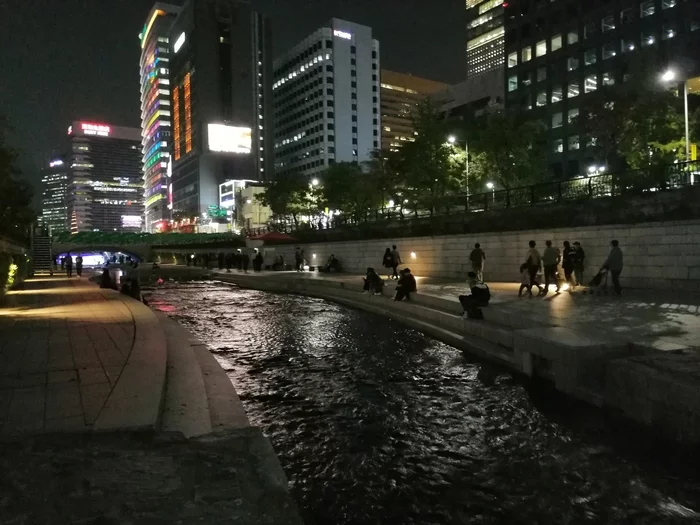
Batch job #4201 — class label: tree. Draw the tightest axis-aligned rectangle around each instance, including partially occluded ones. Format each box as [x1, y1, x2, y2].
[318, 162, 382, 221]
[0, 119, 34, 241]
[467, 110, 548, 189]
[255, 173, 311, 226]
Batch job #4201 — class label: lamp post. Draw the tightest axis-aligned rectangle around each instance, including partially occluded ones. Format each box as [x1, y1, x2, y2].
[661, 69, 690, 163]
[448, 135, 469, 197]
[486, 181, 495, 202]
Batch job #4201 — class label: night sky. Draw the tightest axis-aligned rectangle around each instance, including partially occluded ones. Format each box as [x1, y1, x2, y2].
[0, 0, 464, 198]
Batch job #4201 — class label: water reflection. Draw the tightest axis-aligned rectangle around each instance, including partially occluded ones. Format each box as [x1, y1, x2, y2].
[148, 282, 700, 525]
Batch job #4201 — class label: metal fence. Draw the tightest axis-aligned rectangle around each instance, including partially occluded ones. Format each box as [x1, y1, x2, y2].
[244, 161, 700, 237]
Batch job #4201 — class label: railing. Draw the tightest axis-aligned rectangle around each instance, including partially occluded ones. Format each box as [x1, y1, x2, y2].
[244, 161, 700, 237]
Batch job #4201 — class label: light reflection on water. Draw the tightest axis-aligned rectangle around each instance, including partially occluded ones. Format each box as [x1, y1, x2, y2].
[147, 281, 700, 525]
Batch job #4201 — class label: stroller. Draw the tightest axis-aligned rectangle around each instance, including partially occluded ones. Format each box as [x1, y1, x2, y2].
[588, 268, 609, 295]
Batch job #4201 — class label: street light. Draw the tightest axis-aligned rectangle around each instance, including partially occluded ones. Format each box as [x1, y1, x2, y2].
[447, 135, 456, 144]
[661, 68, 690, 163]
[486, 182, 495, 202]
[311, 178, 320, 186]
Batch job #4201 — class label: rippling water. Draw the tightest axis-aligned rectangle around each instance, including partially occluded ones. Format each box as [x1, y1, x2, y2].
[147, 281, 700, 525]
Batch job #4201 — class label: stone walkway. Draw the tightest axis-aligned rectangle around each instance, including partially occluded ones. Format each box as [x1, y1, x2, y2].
[0, 276, 147, 438]
[210, 269, 700, 353]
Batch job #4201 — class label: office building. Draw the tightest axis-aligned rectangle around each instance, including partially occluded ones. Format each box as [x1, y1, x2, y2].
[504, 0, 700, 178]
[139, 3, 180, 232]
[168, 0, 273, 219]
[273, 19, 380, 178]
[380, 70, 447, 152]
[467, 0, 506, 77]
[40, 156, 69, 234]
[67, 121, 144, 233]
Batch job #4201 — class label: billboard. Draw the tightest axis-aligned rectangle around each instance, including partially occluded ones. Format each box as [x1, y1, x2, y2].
[208, 124, 252, 154]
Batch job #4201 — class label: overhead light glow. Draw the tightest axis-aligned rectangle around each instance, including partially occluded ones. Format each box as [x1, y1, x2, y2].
[174, 32, 186, 53]
[333, 29, 352, 40]
[49, 160, 64, 167]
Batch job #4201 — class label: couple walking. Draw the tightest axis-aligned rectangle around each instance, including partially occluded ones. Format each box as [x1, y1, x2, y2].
[382, 245, 402, 279]
[519, 240, 586, 297]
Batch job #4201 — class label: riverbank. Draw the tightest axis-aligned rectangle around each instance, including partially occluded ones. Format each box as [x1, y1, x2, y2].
[194, 268, 700, 446]
[0, 275, 303, 524]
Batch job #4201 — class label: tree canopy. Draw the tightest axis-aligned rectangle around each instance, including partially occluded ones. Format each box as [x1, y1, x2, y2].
[0, 120, 34, 241]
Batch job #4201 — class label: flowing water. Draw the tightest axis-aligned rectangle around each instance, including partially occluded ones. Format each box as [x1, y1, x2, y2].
[147, 281, 700, 525]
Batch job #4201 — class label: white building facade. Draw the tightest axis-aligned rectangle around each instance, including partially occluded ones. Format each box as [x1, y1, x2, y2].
[273, 19, 380, 178]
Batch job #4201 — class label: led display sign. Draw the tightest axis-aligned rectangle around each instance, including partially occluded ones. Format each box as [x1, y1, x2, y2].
[333, 30, 352, 40]
[121, 215, 143, 228]
[208, 124, 252, 154]
[174, 32, 185, 53]
[80, 123, 111, 137]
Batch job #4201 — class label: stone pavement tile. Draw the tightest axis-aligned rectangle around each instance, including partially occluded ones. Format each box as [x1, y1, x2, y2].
[45, 383, 83, 420]
[5, 386, 45, 427]
[78, 367, 110, 386]
[20, 347, 48, 374]
[96, 347, 127, 368]
[0, 390, 12, 423]
[80, 382, 112, 406]
[72, 344, 100, 369]
[48, 370, 78, 385]
[0, 373, 47, 389]
[44, 415, 90, 433]
[104, 366, 124, 386]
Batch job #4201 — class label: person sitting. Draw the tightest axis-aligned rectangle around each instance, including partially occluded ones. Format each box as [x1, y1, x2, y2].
[458, 272, 491, 319]
[320, 254, 340, 273]
[152, 261, 160, 270]
[363, 267, 384, 295]
[393, 268, 417, 301]
[99, 269, 115, 290]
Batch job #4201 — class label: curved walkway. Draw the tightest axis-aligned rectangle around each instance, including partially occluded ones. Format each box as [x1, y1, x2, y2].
[0, 276, 166, 438]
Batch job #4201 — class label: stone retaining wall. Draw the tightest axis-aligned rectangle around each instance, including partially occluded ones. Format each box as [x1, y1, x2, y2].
[264, 219, 700, 291]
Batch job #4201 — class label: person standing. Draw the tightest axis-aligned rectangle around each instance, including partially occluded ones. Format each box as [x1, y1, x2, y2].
[573, 242, 586, 286]
[75, 255, 83, 277]
[242, 250, 250, 273]
[525, 241, 541, 295]
[603, 240, 624, 295]
[390, 245, 402, 280]
[218, 252, 224, 270]
[294, 248, 303, 272]
[65, 253, 73, 277]
[382, 248, 393, 279]
[562, 241, 576, 290]
[469, 243, 486, 282]
[542, 240, 561, 295]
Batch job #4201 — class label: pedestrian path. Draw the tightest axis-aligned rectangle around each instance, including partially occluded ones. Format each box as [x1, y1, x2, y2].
[0, 276, 166, 438]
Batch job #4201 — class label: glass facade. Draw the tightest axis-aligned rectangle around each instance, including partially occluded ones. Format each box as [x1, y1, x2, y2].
[40, 158, 69, 234]
[466, 0, 505, 77]
[139, 4, 180, 232]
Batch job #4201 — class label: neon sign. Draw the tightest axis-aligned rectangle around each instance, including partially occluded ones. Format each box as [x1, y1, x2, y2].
[333, 30, 352, 40]
[174, 32, 185, 53]
[81, 123, 111, 137]
[49, 159, 64, 167]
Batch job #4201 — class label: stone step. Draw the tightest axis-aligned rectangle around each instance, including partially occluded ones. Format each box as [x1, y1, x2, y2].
[158, 314, 212, 438]
[93, 293, 167, 432]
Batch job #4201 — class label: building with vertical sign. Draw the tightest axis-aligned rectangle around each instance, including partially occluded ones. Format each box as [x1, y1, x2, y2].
[139, 3, 181, 232]
[66, 121, 144, 233]
[272, 19, 381, 179]
[40, 156, 69, 234]
[168, 0, 273, 220]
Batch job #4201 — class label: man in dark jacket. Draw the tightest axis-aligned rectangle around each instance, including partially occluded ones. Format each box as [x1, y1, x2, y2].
[393, 268, 416, 301]
[363, 268, 384, 295]
[458, 272, 491, 319]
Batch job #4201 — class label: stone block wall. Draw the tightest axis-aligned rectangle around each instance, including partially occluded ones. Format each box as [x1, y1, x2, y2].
[267, 219, 700, 290]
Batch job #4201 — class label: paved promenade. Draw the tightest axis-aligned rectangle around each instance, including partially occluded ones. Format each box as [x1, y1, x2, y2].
[0, 275, 163, 437]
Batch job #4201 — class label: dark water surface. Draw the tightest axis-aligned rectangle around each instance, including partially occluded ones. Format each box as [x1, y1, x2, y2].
[147, 281, 700, 525]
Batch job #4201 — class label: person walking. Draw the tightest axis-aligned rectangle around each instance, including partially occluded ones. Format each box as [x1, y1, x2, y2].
[542, 240, 561, 295]
[525, 241, 541, 295]
[382, 248, 394, 279]
[603, 240, 623, 295]
[390, 245, 402, 280]
[65, 253, 73, 277]
[573, 242, 586, 286]
[562, 241, 576, 290]
[469, 243, 486, 282]
[75, 255, 83, 277]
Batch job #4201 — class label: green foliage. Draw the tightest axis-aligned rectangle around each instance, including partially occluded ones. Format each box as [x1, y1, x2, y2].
[255, 173, 311, 225]
[0, 118, 34, 241]
[317, 162, 382, 220]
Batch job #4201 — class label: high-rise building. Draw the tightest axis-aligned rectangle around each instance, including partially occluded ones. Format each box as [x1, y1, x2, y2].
[273, 19, 380, 178]
[168, 0, 273, 219]
[40, 156, 69, 235]
[380, 70, 447, 152]
[66, 121, 144, 233]
[139, 3, 181, 232]
[466, 0, 505, 77]
[504, 0, 700, 178]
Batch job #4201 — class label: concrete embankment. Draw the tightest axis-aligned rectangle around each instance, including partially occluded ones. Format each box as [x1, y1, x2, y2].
[208, 271, 700, 446]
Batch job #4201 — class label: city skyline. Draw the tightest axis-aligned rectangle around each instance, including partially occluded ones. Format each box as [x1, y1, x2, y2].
[0, 0, 464, 194]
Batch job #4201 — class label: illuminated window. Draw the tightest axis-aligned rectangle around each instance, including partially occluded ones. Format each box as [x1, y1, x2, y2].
[522, 46, 532, 62]
[535, 40, 547, 57]
[602, 43, 616, 59]
[602, 72, 615, 86]
[537, 67, 547, 82]
[553, 138, 563, 153]
[621, 38, 636, 52]
[508, 75, 518, 92]
[552, 112, 563, 128]
[567, 57, 579, 71]
[536, 91, 547, 106]
[662, 0, 676, 8]
[568, 81, 580, 98]
[568, 135, 580, 151]
[508, 52, 517, 68]
[184, 73, 192, 153]
[551, 85, 562, 103]
[568, 108, 579, 123]
[584, 49, 597, 65]
[641, 0, 655, 17]
[585, 74, 598, 93]
[567, 30, 578, 45]
[642, 31, 656, 46]
[663, 22, 676, 39]
[173, 87, 181, 161]
[602, 15, 616, 32]
[551, 34, 562, 52]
